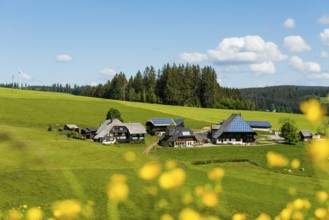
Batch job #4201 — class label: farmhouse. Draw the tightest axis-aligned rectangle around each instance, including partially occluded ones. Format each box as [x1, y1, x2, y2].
[63, 124, 79, 133]
[146, 118, 184, 135]
[159, 126, 197, 147]
[94, 119, 146, 144]
[299, 130, 312, 142]
[245, 120, 272, 131]
[81, 127, 97, 139]
[211, 114, 256, 145]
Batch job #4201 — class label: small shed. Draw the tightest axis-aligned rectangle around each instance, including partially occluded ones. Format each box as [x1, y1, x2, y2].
[63, 124, 79, 133]
[299, 130, 312, 142]
[81, 128, 97, 139]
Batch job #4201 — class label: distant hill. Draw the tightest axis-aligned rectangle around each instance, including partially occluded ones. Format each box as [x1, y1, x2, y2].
[240, 85, 329, 113]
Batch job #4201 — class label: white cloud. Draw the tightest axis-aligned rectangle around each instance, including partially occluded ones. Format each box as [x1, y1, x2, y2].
[289, 56, 321, 74]
[179, 52, 208, 62]
[320, 29, 329, 46]
[207, 35, 287, 63]
[318, 51, 329, 58]
[283, 18, 296, 29]
[19, 70, 32, 80]
[55, 54, 72, 62]
[250, 61, 276, 75]
[99, 67, 116, 77]
[307, 73, 329, 79]
[283, 35, 312, 52]
[318, 15, 329, 25]
[224, 65, 241, 73]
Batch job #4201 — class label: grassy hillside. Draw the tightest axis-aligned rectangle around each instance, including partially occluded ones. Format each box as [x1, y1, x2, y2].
[0, 87, 327, 219]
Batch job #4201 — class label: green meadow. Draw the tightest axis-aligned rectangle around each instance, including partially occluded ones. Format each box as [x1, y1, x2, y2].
[0, 87, 328, 219]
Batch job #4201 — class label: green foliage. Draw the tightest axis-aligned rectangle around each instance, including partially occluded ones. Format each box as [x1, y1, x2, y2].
[280, 121, 300, 144]
[47, 124, 53, 132]
[106, 108, 123, 121]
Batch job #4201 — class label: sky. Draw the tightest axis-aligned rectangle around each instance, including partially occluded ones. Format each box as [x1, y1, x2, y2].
[1, 0, 329, 88]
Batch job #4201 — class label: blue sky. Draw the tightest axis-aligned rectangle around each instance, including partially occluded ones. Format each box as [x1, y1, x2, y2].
[1, 0, 329, 88]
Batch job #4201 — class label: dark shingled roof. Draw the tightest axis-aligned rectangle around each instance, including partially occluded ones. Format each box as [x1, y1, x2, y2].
[212, 114, 255, 139]
[246, 121, 272, 129]
[147, 118, 184, 126]
[160, 127, 196, 143]
[300, 130, 312, 138]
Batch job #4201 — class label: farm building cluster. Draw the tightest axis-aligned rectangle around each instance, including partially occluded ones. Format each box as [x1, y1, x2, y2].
[63, 113, 317, 147]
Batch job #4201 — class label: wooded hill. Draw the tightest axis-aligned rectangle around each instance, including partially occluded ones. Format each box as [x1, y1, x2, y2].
[240, 85, 329, 113]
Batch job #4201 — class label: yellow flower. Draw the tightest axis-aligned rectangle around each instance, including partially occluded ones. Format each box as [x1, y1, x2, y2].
[182, 192, 193, 205]
[139, 161, 161, 180]
[124, 151, 136, 162]
[300, 99, 326, 123]
[266, 151, 289, 167]
[161, 214, 174, 220]
[52, 199, 82, 219]
[107, 174, 129, 203]
[202, 191, 218, 207]
[279, 208, 292, 220]
[194, 186, 204, 197]
[232, 213, 246, 220]
[316, 191, 328, 203]
[309, 140, 329, 171]
[291, 211, 303, 220]
[159, 168, 185, 189]
[315, 208, 328, 219]
[301, 199, 311, 209]
[179, 208, 201, 220]
[7, 209, 22, 220]
[293, 199, 304, 210]
[256, 213, 271, 220]
[27, 207, 43, 220]
[291, 159, 300, 169]
[208, 167, 225, 181]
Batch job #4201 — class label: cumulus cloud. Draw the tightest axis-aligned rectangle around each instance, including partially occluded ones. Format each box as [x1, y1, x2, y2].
[250, 61, 276, 75]
[318, 51, 329, 58]
[289, 56, 321, 73]
[318, 15, 329, 25]
[283, 35, 312, 52]
[99, 67, 116, 77]
[283, 18, 296, 29]
[179, 52, 208, 63]
[320, 29, 329, 46]
[207, 35, 287, 63]
[55, 54, 72, 62]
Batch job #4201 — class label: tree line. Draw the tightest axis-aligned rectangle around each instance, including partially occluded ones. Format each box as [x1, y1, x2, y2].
[240, 85, 329, 113]
[74, 63, 252, 110]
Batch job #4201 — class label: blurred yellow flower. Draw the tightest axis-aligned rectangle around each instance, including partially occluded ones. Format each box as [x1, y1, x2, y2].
[293, 199, 304, 210]
[27, 207, 43, 220]
[7, 209, 22, 220]
[161, 214, 174, 220]
[107, 174, 129, 203]
[179, 208, 201, 220]
[291, 211, 303, 220]
[316, 191, 328, 203]
[139, 161, 161, 180]
[301, 199, 311, 209]
[279, 208, 292, 220]
[52, 199, 82, 219]
[315, 208, 328, 219]
[194, 186, 205, 197]
[309, 140, 329, 171]
[232, 213, 246, 220]
[291, 159, 300, 169]
[208, 167, 225, 181]
[124, 151, 136, 163]
[256, 213, 271, 220]
[159, 168, 185, 189]
[182, 192, 193, 205]
[300, 99, 326, 123]
[267, 151, 289, 167]
[202, 191, 218, 207]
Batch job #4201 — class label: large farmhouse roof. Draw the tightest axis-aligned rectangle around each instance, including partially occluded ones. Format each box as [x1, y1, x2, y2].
[245, 121, 272, 129]
[300, 130, 312, 138]
[212, 114, 255, 139]
[147, 118, 184, 127]
[125, 123, 147, 134]
[94, 119, 124, 139]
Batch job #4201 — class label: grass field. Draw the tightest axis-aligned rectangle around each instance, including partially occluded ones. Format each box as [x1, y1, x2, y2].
[0, 87, 328, 219]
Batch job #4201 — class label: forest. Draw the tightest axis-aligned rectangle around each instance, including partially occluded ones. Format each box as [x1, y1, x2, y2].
[1, 64, 329, 112]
